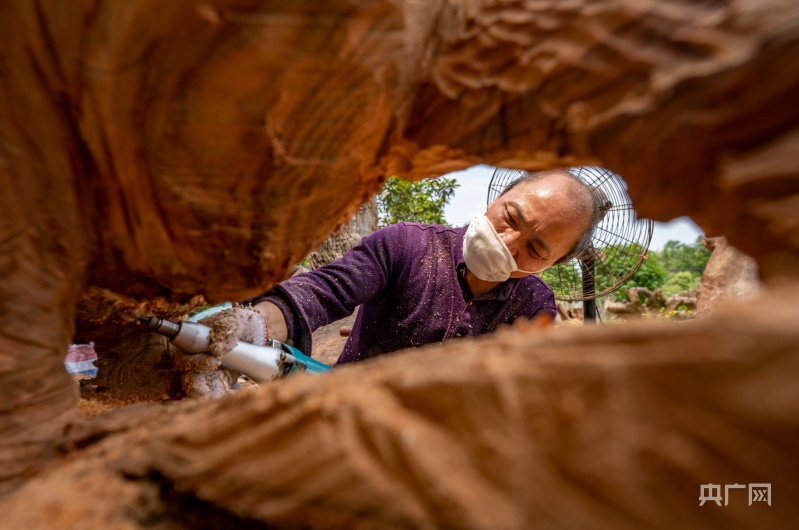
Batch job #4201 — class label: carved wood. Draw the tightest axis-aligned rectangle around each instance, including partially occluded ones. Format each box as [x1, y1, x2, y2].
[1, 1, 798, 521]
[2, 287, 798, 528]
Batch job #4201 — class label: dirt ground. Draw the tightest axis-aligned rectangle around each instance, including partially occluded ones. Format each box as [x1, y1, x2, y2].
[310, 308, 358, 366]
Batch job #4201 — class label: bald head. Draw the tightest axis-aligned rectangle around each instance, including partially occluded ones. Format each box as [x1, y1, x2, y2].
[502, 170, 591, 212]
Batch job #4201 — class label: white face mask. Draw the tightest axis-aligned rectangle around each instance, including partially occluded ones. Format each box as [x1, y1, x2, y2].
[462, 215, 541, 282]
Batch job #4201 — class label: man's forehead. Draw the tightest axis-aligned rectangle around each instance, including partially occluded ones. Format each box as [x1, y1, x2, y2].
[506, 174, 591, 230]
[507, 172, 576, 202]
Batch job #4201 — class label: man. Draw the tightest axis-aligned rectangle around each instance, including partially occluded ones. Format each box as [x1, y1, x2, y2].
[237, 169, 602, 364]
[179, 169, 602, 396]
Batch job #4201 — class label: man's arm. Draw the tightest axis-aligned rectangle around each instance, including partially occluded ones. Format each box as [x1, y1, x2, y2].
[250, 223, 407, 349]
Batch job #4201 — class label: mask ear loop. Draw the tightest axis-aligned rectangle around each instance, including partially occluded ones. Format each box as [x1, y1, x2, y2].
[483, 214, 548, 277]
[515, 267, 546, 275]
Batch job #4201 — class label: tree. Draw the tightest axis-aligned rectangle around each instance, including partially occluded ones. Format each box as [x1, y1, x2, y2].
[308, 198, 378, 269]
[540, 262, 582, 298]
[541, 243, 655, 301]
[608, 238, 709, 301]
[657, 238, 711, 293]
[659, 238, 711, 275]
[378, 176, 459, 227]
[614, 251, 667, 301]
[661, 271, 695, 297]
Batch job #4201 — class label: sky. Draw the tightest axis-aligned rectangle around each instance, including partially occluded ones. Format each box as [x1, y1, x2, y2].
[442, 164, 704, 251]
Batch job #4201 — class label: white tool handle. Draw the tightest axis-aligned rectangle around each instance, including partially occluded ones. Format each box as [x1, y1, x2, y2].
[171, 320, 286, 382]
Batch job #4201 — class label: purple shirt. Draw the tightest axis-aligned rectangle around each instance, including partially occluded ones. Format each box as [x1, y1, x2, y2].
[265, 223, 556, 364]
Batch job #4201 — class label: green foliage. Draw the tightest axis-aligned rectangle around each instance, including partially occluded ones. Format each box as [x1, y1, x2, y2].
[659, 238, 711, 272]
[610, 238, 709, 301]
[378, 176, 459, 227]
[533, 236, 710, 307]
[542, 243, 653, 300]
[661, 271, 697, 297]
[658, 238, 709, 296]
[540, 262, 582, 298]
[614, 251, 667, 301]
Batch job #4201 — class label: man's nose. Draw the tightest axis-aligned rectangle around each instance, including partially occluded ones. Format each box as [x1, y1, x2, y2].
[501, 230, 522, 256]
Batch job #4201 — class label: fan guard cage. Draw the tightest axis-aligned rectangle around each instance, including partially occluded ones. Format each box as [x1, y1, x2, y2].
[486, 166, 654, 302]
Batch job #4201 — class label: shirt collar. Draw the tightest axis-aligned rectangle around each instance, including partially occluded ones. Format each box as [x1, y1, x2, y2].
[454, 224, 467, 265]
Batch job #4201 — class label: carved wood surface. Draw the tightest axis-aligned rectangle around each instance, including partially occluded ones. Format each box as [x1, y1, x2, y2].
[396, 0, 799, 280]
[1, 0, 798, 519]
[2, 0, 796, 306]
[2, 286, 798, 528]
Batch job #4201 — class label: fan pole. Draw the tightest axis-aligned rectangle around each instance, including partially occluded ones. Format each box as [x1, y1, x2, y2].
[579, 258, 597, 324]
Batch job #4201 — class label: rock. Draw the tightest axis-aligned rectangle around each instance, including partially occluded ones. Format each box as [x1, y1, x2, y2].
[696, 237, 761, 319]
[605, 288, 697, 320]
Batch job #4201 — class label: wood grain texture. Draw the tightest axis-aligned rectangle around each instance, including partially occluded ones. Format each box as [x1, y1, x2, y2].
[0, 0, 408, 481]
[1, 0, 409, 304]
[396, 0, 799, 280]
[1, 0, 799, 512]
[4, 0, 795, 306]
[74, 324, 182, 404]
[1, 285, 798, 528]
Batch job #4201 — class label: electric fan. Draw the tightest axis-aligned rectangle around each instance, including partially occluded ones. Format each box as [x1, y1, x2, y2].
[486, 166, 654, 322]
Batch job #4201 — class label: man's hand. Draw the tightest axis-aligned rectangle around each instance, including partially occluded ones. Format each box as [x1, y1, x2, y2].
[253, 301, 288, 343]
[200, 306, 269, 355]
[174, 306, 270, 398]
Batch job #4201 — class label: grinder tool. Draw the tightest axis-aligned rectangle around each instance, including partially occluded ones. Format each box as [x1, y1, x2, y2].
[139, 315, 330, 382]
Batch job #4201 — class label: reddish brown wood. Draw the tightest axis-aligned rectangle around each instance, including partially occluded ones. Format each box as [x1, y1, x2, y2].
[1, 1, 798, 519]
